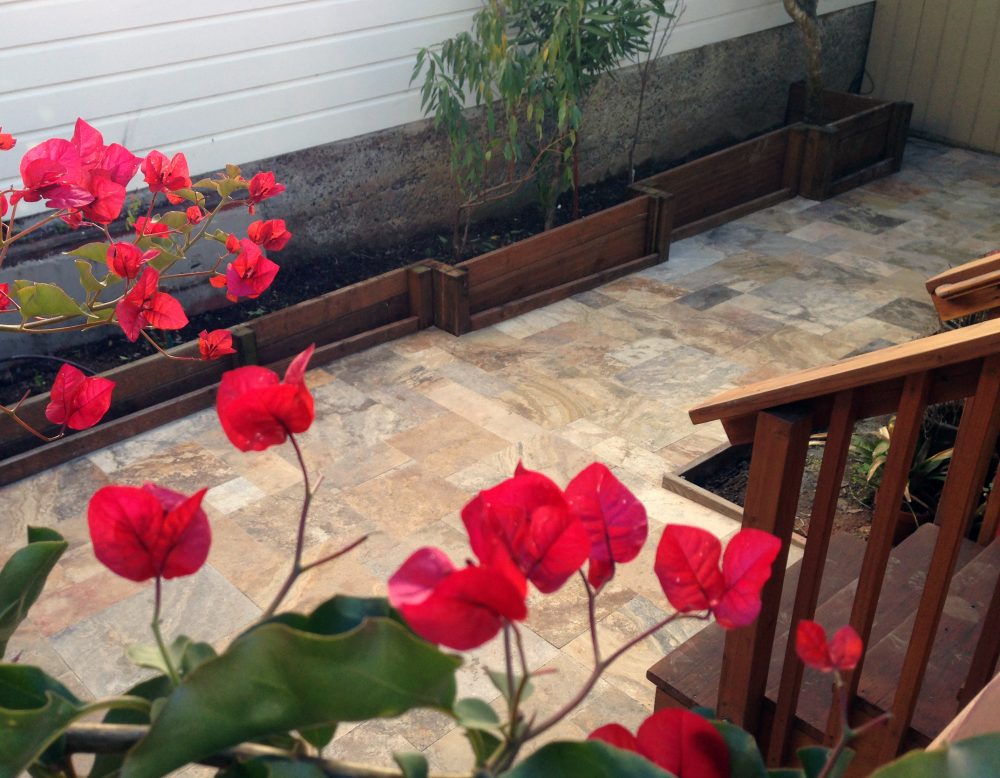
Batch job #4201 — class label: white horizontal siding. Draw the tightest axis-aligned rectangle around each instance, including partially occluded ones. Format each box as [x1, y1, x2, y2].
[0, 0, 869, 214]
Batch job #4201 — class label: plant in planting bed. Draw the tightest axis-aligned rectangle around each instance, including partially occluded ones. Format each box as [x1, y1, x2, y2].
[783, 0, 823, 123]
[414, 0, 671, 256]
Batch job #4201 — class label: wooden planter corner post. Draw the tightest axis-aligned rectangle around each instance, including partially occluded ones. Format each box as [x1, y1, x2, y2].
[635, 187, 675, 261]
[407, 263, 435, 330]
[423, 259, 471, 336]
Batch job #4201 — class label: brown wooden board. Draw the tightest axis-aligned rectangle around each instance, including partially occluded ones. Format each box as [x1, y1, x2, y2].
[461, 197, 649, 287]
[634, 128, 793, 229]
[468, 218, 647, 313]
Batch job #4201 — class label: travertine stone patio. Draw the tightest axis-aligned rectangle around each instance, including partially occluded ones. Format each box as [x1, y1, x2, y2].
[3, 139, 999, 774]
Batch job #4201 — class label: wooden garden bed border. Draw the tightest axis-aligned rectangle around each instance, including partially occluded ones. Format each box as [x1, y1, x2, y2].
[0, 86, 913, 484]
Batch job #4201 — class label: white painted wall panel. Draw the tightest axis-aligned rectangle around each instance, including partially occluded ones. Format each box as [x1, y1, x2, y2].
[0, 0, 870, 212]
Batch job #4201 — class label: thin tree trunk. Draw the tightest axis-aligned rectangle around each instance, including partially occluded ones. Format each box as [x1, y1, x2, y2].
[783, 0, 824, 123]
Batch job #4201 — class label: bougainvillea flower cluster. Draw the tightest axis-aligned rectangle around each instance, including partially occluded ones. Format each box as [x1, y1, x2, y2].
[210, 238, 281, 302]
[198, 329, 237, 361]
[796, 620, 863, 673]
[589, 709, 730, 778]
[44, 364, 115, 431]
[654, 523, 781, 629]
[115, 268, 188, 342]
[88, 483, 210, 582]
[216, 344, 316, 451]
[141, 150, 192, 204]
[106, 242, 160, 281]
[15, 119, 142, 225]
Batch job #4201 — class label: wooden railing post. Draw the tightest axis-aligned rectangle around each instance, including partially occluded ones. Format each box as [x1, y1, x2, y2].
[767, 390, 856, 764]
[717, 404, 812, 735]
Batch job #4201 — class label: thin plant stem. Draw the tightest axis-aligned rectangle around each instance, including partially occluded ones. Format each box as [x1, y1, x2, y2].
[140, 329, 200, 361]
[152, 576, 181, 686]
[298, 534, 369, 575]
[580, 571, 601, 664]
[0, 400, 62, 443]
[526, 610, 694, 740]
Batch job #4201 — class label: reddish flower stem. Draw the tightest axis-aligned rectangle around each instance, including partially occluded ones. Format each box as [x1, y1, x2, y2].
[0, 398, 62, 443]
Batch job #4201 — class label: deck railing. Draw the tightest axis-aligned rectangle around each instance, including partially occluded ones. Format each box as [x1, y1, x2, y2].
[689, 318, 1000, 766]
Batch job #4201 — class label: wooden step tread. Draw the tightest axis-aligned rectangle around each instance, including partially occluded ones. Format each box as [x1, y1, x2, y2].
[647, 525, 988, 746]
[859, 534, 1000, 742]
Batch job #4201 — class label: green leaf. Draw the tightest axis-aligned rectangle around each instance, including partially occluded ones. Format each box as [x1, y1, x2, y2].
[88, 675, 172, 778]
[454, 697, 500, 729]
[487, 668, 534, 705]
[466, 728, 502, 767]
[712, 719, 768, 778]
[68, 242, 111, 264]
[393, 752, 429, 778]
[501, 741, 674, 777]
[126, 635, 216, 678]
[219, 178, 246, 198]
[13, 282, 89, 320]
[75, 260, 106, 294]
[0, 528, 67, 658]
[217, 758, 326, 778]
[298, 723, 335, 750]
[0, 664, 82, 778]
[797, 745, 852, 778]
[120, 616, 460, 778]
[869, 733, 1000, 777]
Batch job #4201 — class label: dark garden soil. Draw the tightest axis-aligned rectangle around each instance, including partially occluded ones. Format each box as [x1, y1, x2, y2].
[1, 153, 681, 406]
[692, 420, 888, 541]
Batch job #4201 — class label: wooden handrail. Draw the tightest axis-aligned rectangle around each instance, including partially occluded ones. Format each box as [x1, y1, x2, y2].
[688, 319, 1000, 769]
[926, 250, 1000, 322]
[690, 318, 1000, 443]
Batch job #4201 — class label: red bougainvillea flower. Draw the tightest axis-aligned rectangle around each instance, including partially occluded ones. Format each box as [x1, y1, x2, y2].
[461, 463, 589, 594]
[88, 483, 210, 582]
[654, 525, 781, 629]
[106, 242, 160, 280]
[186, 206, 204, 224]
[44, 364, 115, 431]
[142, 150, 192, 204]
[0, 193, 7, 219]
[134, 216, 169, 238]
[17, 138, 91, 208]
[589, 709, 729, 778]
[247, 219, 292, 251]
[246, 171, 285, 214]
[212, 239, 280, 302]
[565, 463, 647, 589]
[216, 344, 315, 451]
[199, 329, 237, 361]
[224, 233, 241, 253]
[115, 268, 188, 342]
[0, 283, 11, 312]
[79, 171, 125, 225]
[388, 547, 527, 650]
[796, 621, 863, 673]
[0, 127, 15, 151]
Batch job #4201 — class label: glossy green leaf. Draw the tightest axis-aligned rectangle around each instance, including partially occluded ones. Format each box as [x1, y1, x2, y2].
[120, 617, 460, 778]
[454, 697, 500, 729]
[13, 282, 89, 320]
[466, 728, 502, 767]
[394, 752, 429, 778]
[0, 528, 67, 658]
[712, 719, 768, 778]
[68, 242, 111, 265]
[487, 668, 534, 705]
[88, 675, 171, 778]
[798, 745, 852, 778]
[192, 177, 220, 192]
[126, 635, 216, 678]
[74, 260, 106, 294]
[219, 178, 246, 199]
[869, 734, 1000, 777]
[0, 664, 82, 778]
[502, 741, 675, 777]
[297, 723, 335, 750]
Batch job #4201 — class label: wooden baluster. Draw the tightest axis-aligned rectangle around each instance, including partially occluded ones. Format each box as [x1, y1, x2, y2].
[977, 459, 1000, 544]
[959, 572, 1000, 708]
[717, 405, 813, 735]
[828, 372, 931, 742]
[766, 391, 856, 764]
[872, 354, 1000, 763]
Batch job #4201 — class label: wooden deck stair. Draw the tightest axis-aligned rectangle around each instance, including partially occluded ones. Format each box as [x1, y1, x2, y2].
[648, 526, 1000, 759]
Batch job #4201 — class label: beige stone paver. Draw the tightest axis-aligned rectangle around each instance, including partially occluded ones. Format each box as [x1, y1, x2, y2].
[3, 138, 999, 772]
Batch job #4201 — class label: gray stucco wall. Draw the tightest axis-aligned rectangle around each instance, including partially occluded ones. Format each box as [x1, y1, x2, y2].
[257, 3, 875, 258]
